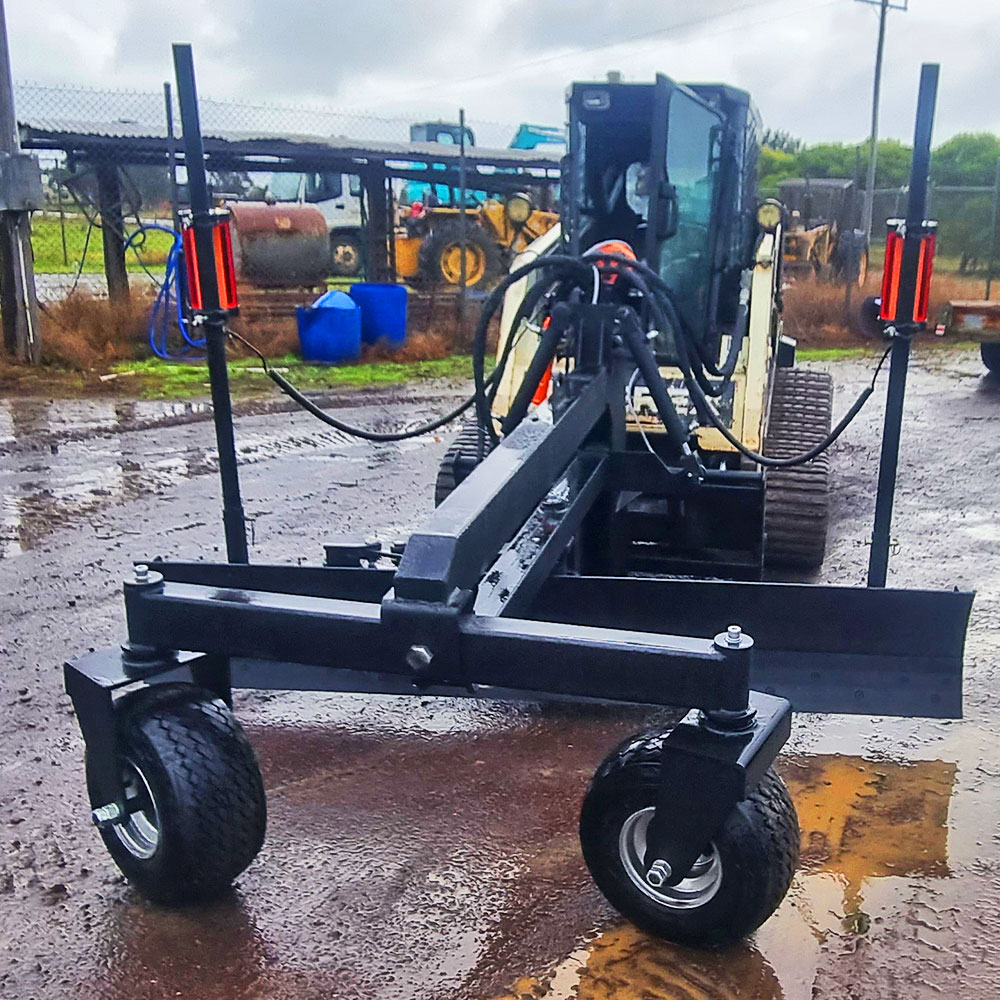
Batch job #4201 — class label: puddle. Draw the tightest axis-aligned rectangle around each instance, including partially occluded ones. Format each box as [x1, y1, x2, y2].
[0, 396, 441, 558]
[482, 753, 957, 1000]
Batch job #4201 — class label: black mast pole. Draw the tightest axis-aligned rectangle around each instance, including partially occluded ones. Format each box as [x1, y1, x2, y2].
[172, 43, 249, 563]
[867, 63, 938, 587]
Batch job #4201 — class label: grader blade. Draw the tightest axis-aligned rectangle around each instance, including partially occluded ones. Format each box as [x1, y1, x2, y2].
[530, 576, 971, 718]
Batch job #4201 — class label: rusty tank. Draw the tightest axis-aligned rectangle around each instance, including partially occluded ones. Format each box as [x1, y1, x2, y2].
[228, 202, 330, 289]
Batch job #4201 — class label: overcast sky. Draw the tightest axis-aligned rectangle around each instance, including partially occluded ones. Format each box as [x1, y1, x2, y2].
[7, 0, 1000, 146]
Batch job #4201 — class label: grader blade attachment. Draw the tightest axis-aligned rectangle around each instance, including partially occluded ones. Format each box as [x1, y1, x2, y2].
[530, 577, 971, 718]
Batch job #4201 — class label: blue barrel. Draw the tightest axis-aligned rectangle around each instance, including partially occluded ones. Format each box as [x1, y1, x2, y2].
[349, 283, 408, 348]
[296, 290, 361, 363]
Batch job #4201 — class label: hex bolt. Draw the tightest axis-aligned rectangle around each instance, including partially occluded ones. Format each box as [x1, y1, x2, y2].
[134, 563, 149, 583]
[726, 624, 742, 646]
[91, 803, 123, 829]
[646, 859, 672, 888]
[405, 645, 434, 673]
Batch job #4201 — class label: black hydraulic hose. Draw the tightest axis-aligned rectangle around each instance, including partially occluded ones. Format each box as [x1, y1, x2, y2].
[683, 344, 891, 468]
[265, 368, 481, 442]
[600, 253, 888, 469]
[486, 275, 565, 410]
[228, 328, 502, 443]
[471, 254, 595, 454]
[501, 303, 572, 437]
[617, 309, 698, 462]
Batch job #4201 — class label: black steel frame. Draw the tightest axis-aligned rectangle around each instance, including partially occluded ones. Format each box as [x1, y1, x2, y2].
[64, 53, 972, 892]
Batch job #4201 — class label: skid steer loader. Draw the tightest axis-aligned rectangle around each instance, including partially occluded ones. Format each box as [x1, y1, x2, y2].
[437, 78, 832, 575]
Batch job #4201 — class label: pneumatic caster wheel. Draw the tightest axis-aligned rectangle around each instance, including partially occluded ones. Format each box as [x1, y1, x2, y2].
[579, 731, 799, 948]
[85, 683, 267, 905]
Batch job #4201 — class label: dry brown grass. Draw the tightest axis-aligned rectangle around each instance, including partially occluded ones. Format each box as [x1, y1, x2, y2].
[39, 292, 151, 370]
[781, 271, 990, 347]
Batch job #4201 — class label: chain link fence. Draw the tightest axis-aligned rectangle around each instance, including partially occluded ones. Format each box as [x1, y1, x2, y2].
[17, 82, 530, 305]
[17, 82, 1000, 310]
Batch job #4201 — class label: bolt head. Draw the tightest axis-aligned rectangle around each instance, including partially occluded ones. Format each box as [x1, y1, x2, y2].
[405, 645, 433, 672]
[91, 803, 123, 828]
[134, 564, 149, 582]
[646, 859, 672, 888]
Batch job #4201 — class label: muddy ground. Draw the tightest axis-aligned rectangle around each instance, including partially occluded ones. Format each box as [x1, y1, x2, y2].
[2, 349, 1000, 1000]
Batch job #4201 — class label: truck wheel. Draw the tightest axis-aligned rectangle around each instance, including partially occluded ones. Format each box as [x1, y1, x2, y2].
[331, 234, 363, 276]
[764, 368, 833, 571]
[580, 731, 798, 948]
[86, 683, 266, 905]
[418, 222, 503, 288]
[434, 418, 494, 505]
[981, 342, 1000, 373]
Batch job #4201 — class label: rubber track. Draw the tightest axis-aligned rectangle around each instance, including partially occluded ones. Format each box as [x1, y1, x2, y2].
[763, 368, 833, 569]
[434, 418, 494, 506]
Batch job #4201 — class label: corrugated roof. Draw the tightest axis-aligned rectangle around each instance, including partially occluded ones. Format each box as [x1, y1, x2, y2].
[18, 117, 561, 171]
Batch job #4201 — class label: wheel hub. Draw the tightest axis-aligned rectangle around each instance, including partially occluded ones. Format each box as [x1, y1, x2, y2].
[112, 758, 160, 860]
[619, 807, 722, 910]
[440, 242, 486, 285]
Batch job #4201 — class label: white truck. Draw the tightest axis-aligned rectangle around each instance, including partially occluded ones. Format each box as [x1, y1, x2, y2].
[261, 171, 365, 275]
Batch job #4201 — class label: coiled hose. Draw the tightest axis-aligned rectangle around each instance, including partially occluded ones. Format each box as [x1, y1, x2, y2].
[124, 225, 205, 360]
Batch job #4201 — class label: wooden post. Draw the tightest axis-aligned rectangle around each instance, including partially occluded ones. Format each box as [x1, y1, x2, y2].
[363, 168, 392, 283]
[95, 161, 129, 303]
[0, 0, 40, 362]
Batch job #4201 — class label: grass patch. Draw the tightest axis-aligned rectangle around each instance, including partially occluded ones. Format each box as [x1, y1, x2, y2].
[112, 353, 477, 400]
[32, 214, 174, 274]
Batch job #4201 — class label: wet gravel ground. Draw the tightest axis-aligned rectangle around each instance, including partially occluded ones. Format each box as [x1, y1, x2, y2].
[2, 350, 1000, 1000]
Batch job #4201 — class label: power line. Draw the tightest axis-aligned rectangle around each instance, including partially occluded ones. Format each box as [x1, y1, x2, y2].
[856, 0, 909, 239]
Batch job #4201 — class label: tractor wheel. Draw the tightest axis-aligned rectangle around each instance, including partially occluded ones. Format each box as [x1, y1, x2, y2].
[86, 683, 266, 905]
[418, 222, 503, 288]
[763, 368, 834, 571]
[434, 418, 494, 506]
[580, 731, 799, 948]
[331, 233, 363, 276]
[981, 342, 1000, 373]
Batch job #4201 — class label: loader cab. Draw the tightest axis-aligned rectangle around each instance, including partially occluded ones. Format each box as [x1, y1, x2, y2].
[564, 76, 759, 363]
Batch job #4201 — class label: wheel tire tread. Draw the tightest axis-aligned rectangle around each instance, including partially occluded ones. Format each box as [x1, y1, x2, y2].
[90, 684, 266, 905]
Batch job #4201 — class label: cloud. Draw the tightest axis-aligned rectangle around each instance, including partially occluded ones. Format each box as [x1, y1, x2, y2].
[6, 0, 1000, 145]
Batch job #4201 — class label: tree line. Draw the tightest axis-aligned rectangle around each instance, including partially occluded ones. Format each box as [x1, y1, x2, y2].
[762, 129, 1000, 271]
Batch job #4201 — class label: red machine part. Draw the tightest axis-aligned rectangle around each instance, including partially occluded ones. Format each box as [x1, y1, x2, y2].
[182, 214, 239, 312]
[879, 226, 936, 324]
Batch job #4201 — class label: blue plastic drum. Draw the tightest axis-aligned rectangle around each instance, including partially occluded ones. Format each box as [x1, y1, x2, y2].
[296, 290, 362, 363]
[349, 283, 408, 348]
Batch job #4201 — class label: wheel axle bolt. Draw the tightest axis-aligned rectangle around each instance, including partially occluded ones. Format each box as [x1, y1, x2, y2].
[646, 859, 672, 888]
[91, 802, 123, 828]
[406, 644, 434, 674]
[134, 564, 149, 583]
[726, 624, 742, 646]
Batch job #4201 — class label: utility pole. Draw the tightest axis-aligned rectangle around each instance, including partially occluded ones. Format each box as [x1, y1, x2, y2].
[857, 0, 908, 241]
[0, 0, 41, 363]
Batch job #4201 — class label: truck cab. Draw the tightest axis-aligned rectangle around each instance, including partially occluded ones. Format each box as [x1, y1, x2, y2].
[262, 170, 365, 276]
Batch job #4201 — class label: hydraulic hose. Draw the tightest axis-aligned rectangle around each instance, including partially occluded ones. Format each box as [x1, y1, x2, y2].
[500, 303, 572, 437]
[228, 328, 503, 443]
[592, 252, 887, 470]
[124, 224, 205, 360]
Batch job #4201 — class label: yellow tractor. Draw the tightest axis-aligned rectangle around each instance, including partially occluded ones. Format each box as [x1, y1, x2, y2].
[394, 194, 559, 288]
[779, 177, 869, 286]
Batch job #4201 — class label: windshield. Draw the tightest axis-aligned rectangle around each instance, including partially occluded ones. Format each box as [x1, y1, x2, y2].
[265, 172, 303, 201]
[659, 88, 723, 349]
